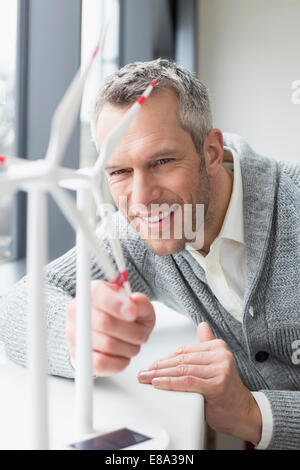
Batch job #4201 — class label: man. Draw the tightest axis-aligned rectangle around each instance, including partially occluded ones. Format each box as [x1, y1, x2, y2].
[0, 59, 299, 450]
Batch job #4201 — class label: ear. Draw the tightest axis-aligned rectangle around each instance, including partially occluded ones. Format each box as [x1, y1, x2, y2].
[197, 322, 215, 342]
[203, 129, 224, 177]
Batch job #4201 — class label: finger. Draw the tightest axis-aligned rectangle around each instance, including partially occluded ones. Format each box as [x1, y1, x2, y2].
[146, 340, 226, 366]
[151, 375, 210, 394]
[91, 309, 149, 346]
[148, 344, 200, 363]
[197, 322, 215, 342]
[92, 331, 141, 359]
[92, 351, 130, 377]
[138, 363, 214, 384]
[91, 280, 137, 322]
[141, 351, 215, 372]
[130, 292, 155, 329]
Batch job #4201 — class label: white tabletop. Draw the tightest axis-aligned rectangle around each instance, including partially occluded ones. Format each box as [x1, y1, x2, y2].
[0, 301, 205, 450]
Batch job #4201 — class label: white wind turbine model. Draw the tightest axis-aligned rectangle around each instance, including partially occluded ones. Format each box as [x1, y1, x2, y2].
[0, 27, 166, 449]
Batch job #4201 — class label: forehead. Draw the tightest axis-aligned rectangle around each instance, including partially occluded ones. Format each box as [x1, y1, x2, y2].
[96, 89, 183, 152]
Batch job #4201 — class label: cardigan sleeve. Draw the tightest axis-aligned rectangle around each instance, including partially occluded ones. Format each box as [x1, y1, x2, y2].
[0, 276, 75, 378]
[279, 161, 300, 189]
[0, 215, 154, 379]
[258, 389, 300, 449]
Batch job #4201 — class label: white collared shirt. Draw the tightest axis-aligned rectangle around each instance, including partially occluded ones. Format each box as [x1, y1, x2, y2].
[187, 147, 246, 322]
[187, 148, 273, 449]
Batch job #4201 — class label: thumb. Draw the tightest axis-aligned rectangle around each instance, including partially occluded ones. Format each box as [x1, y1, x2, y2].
[129, 292, 156, 327]
[197, 322, 215, 342]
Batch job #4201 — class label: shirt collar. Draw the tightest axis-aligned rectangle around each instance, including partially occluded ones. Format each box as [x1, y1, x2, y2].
[186, 146, 245, 255]
[216, 146, 245, 245]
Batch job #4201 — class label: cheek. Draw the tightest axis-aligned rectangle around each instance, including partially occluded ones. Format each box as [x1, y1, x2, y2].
[109, 182, 128, 207]
[170, 173, 201, 201]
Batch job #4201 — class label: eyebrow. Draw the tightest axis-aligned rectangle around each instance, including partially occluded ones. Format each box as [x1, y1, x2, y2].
[104, 148, 179, 171]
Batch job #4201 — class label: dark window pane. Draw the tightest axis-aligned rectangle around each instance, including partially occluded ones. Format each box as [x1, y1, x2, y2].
[0, 0, 18, 262]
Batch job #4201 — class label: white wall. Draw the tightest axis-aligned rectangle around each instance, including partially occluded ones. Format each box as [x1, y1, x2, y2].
[197, 0, 300, 163]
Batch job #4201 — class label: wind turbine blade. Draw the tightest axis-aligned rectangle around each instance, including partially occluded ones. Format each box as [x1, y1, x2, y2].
[91, 179, 131, 294]
[90, 81, 157, 292]
[0, 155, 30, 166]
[49, 184, 120, 285]
[0, 156, 45, 194]
[45, 23, 109, 167]
[93, 80, 157, 178]
[56, 167, 91, 191]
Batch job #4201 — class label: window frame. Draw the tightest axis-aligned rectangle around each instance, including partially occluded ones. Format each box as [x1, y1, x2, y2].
[12, 0, 30, 261]
[14, 0, 82, 262]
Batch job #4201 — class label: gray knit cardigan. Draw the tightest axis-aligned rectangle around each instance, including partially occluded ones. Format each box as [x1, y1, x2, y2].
[0, 133, 299, 450]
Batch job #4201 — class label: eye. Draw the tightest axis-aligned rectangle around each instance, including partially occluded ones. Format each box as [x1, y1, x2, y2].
[110, 169, 132, 177]
[155, 158, 174, 166]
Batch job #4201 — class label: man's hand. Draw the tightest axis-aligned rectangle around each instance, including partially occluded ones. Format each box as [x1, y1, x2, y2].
[66, 280, 156, 376]
[138, 322, 262, 445]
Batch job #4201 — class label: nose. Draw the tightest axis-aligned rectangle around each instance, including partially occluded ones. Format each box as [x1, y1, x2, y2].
[130, 170, 162, 207]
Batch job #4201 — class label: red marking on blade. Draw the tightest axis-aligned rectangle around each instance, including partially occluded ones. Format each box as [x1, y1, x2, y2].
[120, 271, 128, 283]
[137, 95, 146, 105]
[151, 79, 158, 87]
[92, 44, 100, 59]
[0, 156, 6, 165]
[112, 276, 122, 290]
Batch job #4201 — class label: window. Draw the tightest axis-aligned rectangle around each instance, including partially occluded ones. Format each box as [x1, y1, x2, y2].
[0, 0, 18, 262]
[80, 0, 120, 169]
[80, 0, 120, 223]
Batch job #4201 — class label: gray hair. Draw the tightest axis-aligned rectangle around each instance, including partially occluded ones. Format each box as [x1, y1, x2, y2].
[91, 58, 213, 158]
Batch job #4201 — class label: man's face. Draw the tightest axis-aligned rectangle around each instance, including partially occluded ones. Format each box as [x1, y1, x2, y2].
[97, 89, 210, 255]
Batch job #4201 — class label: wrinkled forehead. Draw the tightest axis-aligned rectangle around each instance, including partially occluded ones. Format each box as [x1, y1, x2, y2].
[95, 89, 181, 150]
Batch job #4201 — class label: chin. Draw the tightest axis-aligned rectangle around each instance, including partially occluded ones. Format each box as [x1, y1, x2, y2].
[143, 238, 186, 256]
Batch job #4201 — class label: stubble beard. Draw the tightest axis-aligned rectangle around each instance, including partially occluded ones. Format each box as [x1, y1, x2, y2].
[135, 166, 211, 256]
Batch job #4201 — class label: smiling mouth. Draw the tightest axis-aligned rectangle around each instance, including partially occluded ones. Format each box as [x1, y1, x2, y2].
[137, 204, 180, 225]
